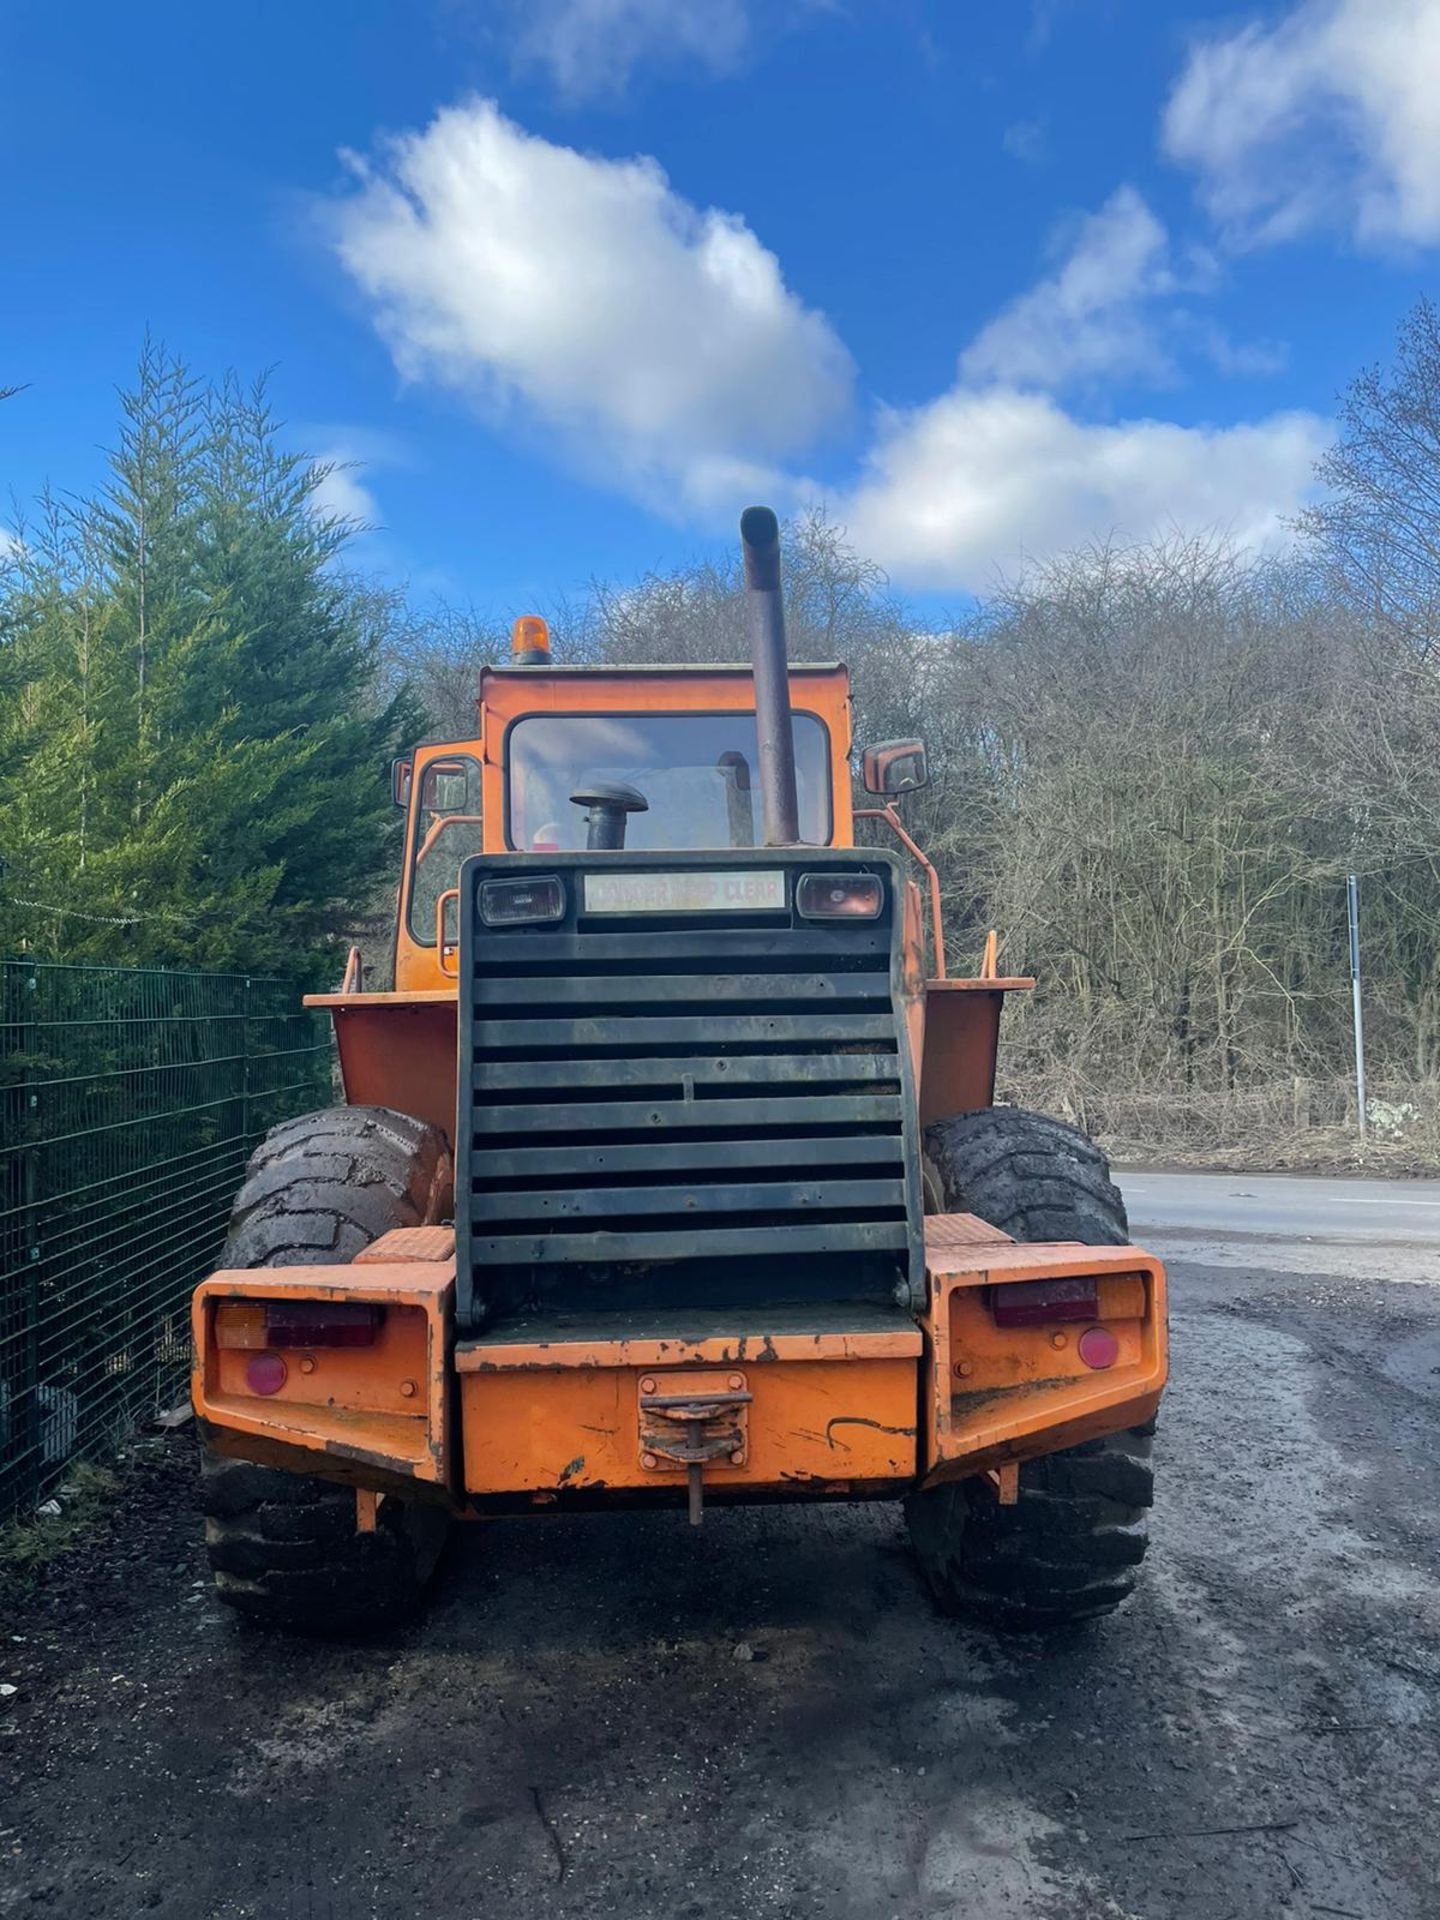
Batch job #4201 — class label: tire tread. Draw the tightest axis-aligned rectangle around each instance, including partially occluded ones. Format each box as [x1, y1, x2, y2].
[909, 1105, 1152, 1630]
[203, 1105, 452, 1632]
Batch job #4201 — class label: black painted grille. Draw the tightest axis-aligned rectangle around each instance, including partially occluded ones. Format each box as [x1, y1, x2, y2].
[455, 852, 919, 1328]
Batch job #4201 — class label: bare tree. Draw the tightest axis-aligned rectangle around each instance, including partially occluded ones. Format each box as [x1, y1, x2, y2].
[377, 598, 507, 739]
[1301, 299, 1440, 662]
[369, 500, 1440, 1155]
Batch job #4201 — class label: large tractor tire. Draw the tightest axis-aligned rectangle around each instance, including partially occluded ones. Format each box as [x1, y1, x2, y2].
[907, 1105, 1154, 1631]
[202, 1106, 453, 1634]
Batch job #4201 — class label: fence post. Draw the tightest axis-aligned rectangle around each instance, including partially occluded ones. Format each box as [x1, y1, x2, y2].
[8, 961, 45, 1509]
[242, 976, 252, 1151]
[1347, 874, 1367, 1146]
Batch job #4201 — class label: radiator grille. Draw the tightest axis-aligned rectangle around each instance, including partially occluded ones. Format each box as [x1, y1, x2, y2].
[455, 853, 920, 1327]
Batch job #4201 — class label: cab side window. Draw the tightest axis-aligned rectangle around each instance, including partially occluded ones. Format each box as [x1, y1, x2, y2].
[407, 756, 483, 943]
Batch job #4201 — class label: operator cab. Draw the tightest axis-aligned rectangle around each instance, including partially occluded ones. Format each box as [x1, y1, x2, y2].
[511, 708, 833, 853]
[393, 650, 856, 992]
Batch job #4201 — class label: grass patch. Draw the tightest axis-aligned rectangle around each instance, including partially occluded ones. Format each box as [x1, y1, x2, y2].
[0, 1461, 120, 1599]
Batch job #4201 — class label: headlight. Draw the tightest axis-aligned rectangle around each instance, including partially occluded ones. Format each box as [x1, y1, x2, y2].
[479, 875, 566, 927]
[795, 872, 884, 919]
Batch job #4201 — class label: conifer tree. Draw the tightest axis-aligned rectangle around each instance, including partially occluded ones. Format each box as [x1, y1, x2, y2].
[0, 345, 419, 978]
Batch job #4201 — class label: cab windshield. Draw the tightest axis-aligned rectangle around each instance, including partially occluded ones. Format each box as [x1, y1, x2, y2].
[506, 712, 833, 852]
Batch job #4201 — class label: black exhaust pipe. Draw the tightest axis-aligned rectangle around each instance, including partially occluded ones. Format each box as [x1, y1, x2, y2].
[739, 506, 800, 847]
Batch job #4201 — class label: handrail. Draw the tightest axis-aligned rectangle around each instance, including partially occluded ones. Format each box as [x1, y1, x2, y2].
[417, 811, 484, 863]
[435, 888, 461, 978]
[854, 805, 946, 978]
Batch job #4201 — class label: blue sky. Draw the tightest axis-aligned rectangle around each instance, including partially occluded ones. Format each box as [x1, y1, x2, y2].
[3, 0, 1438, 617]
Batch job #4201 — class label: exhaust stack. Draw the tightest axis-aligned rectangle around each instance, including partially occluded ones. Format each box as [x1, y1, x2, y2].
[739, 506, 801, 847]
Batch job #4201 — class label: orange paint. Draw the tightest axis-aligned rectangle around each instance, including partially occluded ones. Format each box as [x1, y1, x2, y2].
[460, 1352, 918, 1495]
[300, 994, 458, 1142]
[920, 1230, 1168, 1482]
[356, 1225, 457, 1265]
[474, 662, 855, 856]
[191, 1226, 1167, 1504]
[454, 1324, 921, 1372]
[192, 1260, 455, 1488]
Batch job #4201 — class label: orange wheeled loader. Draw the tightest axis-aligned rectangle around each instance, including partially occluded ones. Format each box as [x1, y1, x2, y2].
[191, 509, 1166, 1633]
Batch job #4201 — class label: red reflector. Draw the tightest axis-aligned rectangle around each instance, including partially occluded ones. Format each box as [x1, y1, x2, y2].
[1078, 1326, 1120, 1370]
[263, 1302, 383, 1348]
[246, 1353, 288, 1396]
[991, 1277, 1100, 1327]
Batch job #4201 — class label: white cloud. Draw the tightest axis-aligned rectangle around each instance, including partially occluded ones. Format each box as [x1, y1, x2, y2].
[960, 188, 1179, 389]
[1002, 119, 1047, 165]
[321, 103, 1327, 596]
[325, 98, 852, 515]
[0, 526, 17, 559]
[1164, 0, 1440, 250]
[956, 188, 1277, 394]
[1172, 316, 1289, 380]
[837, 386, 1327, 593]
[309, 457, 380, 527]
[507, 0, 751, 97]
[844, 214, 1325, 583]
[1026, 1, 1063, 55]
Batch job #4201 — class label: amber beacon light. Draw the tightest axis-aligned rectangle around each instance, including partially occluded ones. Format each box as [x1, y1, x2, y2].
[511, 615, 551, 664]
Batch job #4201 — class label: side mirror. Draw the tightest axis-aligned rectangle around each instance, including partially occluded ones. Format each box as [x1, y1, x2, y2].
[392, 756, 413, 808]
[420, 758, 471, 813]
[861, 739, 929, 797]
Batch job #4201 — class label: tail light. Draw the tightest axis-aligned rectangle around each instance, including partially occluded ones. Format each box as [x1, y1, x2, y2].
[990, 1277, 1099, 1326]
[265, 1302, 383, 1347]
[216, 1300, 384, 1350]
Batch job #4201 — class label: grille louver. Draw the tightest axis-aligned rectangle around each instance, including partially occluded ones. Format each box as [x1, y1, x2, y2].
[456, 853, 920, 1327]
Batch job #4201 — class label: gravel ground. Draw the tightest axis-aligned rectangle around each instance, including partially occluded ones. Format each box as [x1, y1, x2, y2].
[2, 1251, 1437, 1920]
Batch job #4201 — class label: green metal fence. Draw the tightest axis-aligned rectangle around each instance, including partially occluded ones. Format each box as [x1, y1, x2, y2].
[0, 961, 333, 1519]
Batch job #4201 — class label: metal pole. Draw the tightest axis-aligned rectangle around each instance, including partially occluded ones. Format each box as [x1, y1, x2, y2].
[1347, 874, 1367, 1145]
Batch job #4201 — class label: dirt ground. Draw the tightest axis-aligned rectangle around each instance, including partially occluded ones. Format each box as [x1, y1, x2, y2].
[3, 1249, 1438, 1920]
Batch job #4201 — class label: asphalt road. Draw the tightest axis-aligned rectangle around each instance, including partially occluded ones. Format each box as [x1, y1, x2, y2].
[1124, 1168, 1440, 1245]
[3, 1174, 1438, 1920]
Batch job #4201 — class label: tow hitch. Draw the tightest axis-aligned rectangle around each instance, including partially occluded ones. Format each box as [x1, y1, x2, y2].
[639, 1372, 752, 1524]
